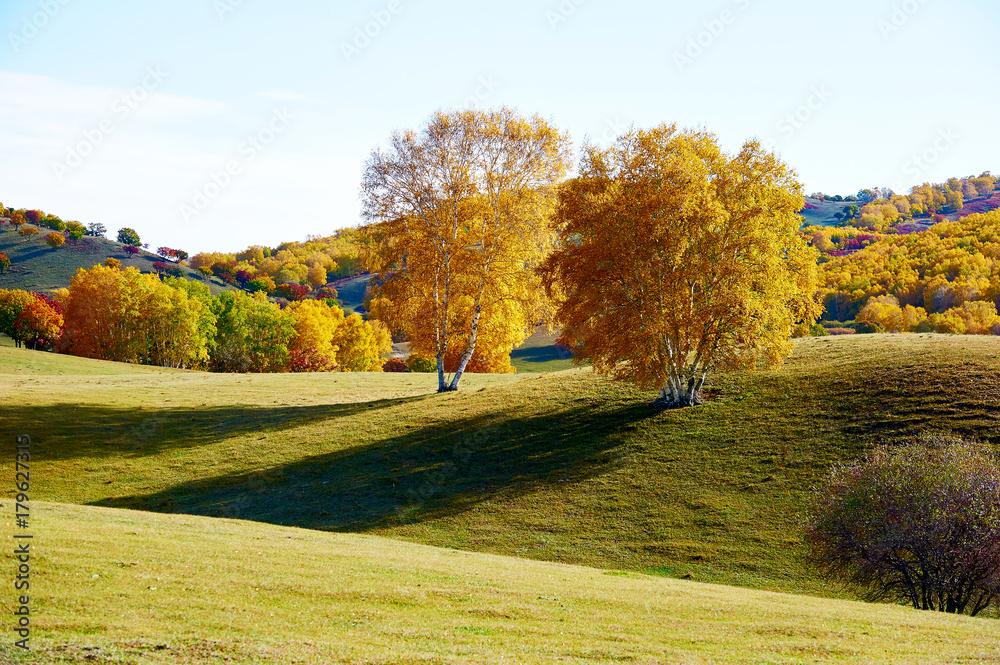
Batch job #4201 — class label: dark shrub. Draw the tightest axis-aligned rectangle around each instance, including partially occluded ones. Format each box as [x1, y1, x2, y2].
[805, 433, 1000, 616]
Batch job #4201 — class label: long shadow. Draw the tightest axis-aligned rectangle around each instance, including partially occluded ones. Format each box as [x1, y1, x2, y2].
[510, 344, 574, 364]
[1, 396, 429, 461]
[94, 402, 658, 531]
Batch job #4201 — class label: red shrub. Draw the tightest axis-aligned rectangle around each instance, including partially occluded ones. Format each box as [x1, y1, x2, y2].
[276, 283, 310, 301]
[382, 357, 408, 372]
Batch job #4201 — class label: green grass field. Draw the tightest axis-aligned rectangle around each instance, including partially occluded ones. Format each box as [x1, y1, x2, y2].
[1, 501, 996, 664]
[3, 334, 1000, 661]
[0, 225, 228, 294]
[5, 334, 1000, 596]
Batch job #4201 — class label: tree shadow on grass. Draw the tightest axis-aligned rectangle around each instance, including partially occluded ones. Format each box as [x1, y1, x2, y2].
[93, 401, 658, 532]
[1, 396, 430, 461]
[510, 345, 574, 364]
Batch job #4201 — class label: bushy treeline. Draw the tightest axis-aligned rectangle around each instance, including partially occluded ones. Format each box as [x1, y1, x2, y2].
[1, 264, 391, 372]
[817, 210, 1000, 333]
[811, 175, 998, 233]
[0, 203, 108, 241]
[188, 229, 365, 298]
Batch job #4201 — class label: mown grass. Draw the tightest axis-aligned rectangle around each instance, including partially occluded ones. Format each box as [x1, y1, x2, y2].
[5, 333, 1000, 602]
[1, 502, 997, 664]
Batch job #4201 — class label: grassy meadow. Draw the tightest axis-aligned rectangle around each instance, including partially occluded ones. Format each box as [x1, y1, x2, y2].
[2, 501, 998, 664]
[5, 334, 1000, 594]
[3, 333, 1000, 661]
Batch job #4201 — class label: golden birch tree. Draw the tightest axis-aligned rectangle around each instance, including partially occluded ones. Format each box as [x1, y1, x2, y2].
[541, 125, 821, 407]
[361, 108, 572, 391]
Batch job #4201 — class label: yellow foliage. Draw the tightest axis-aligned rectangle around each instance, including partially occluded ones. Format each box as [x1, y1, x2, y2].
[541, 124, 820, 406]
[60, 265, 213, 368]
[287, 299, 344, 366]
[306, 265, 328, 288]
[332, 314, 392, 372]
[362, 107, 572, 390]
[189, 252, 235, 270]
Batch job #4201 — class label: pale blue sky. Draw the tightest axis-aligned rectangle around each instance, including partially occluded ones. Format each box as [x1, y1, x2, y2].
[1, 0, 997, 253]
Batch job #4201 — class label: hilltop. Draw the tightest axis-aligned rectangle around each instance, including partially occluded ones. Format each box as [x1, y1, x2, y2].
[6, 333, 1000, 599]
[0, 223, 231, 295]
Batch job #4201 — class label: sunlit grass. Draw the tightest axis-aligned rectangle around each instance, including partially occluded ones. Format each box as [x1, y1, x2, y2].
[6, 334, 1000, 603]
[1, 501, 996, 664]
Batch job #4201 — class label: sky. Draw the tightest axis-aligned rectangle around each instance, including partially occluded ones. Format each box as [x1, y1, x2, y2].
[1, 0, 998, 254]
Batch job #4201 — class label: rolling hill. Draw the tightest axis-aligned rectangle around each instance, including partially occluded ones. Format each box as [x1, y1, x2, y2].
[0, 223, 230, 294]
[5, 333, 1000, 600]
[1, 501, 995, 664]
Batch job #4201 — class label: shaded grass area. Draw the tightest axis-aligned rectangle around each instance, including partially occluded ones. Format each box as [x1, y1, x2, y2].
[4, 335, 1000, 600]
[1, 502, 997, 664]
[510, 327, 578, 373]
[332, 273, 372, 314]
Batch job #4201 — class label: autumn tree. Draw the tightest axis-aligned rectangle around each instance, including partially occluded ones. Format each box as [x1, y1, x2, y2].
[209, 291, 294, 372]
[19, 226, 40, 240]
[15, 294, 64, 350]
[45, 232, 66, 248]
[540, 125, 820, 407]
[0, 252, 10, 274]
[332, 314, 392, 372]
[286, 299, 344, 370]
[117, 227, 141, 245]
[9, 211, 26, 230]
[0, 289, 36, 348]
[361, 107, 572, 391]
[65, 221, 86, 243]
[60, 265, 212, 368]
